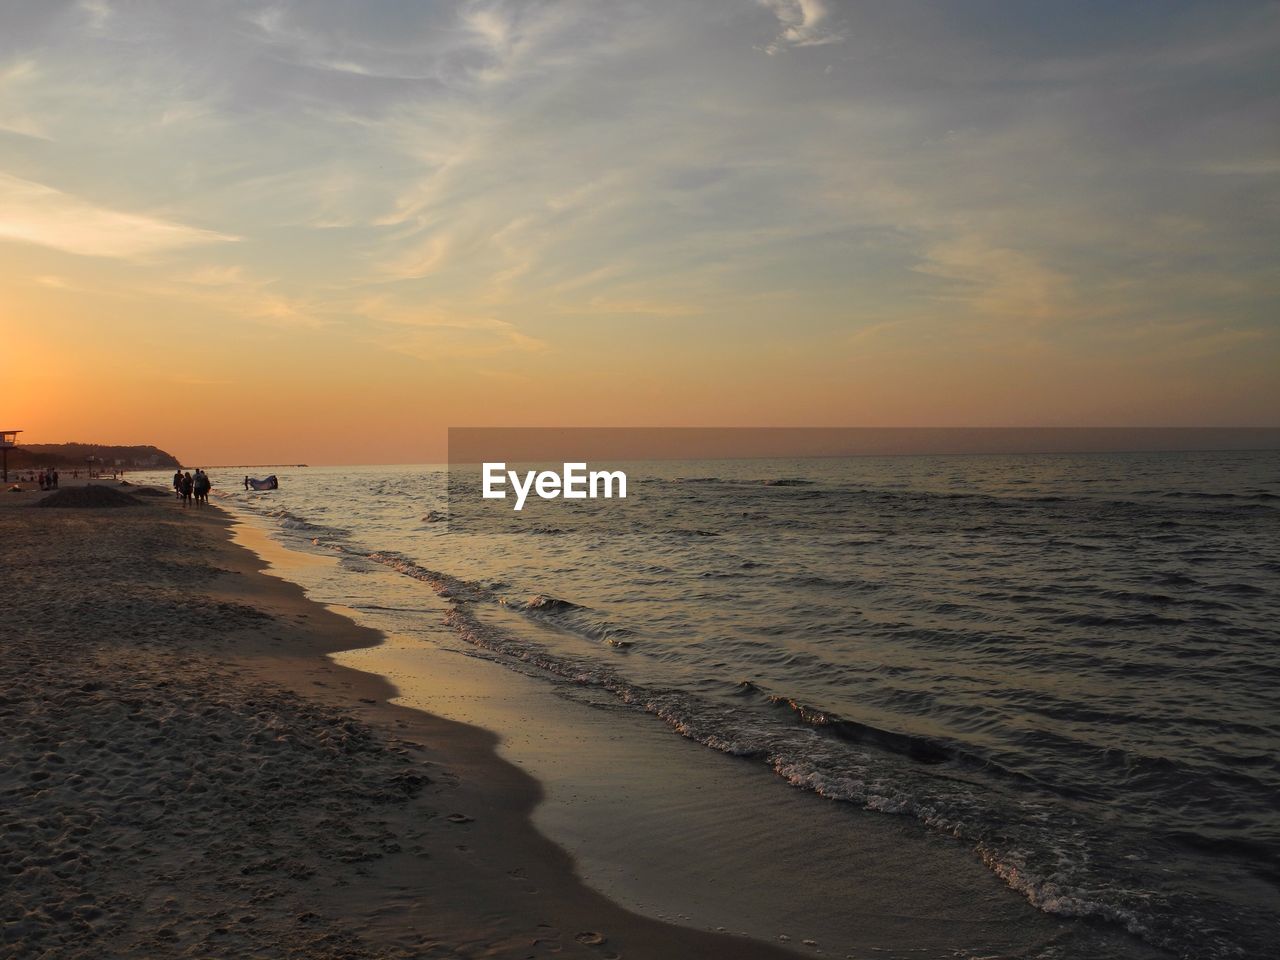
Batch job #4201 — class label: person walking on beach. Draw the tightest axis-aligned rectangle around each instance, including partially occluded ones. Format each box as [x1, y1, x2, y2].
[194, 469, 211, 505]
[51, 469, 59, 489]
[243, 475, 250, 491]
[180, 471, 193, 507]
[173, 469, 183, 499]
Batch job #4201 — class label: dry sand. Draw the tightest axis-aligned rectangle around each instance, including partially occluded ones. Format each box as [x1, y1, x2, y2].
[0, 483, 799, 959]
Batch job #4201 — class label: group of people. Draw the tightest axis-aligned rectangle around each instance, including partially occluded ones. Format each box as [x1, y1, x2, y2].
[173, 468, 212, 507]
[33, 469, 60, 491]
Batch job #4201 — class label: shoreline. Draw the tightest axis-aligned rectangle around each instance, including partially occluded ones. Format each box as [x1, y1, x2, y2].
[1, 485, 801, 959]
[219, 486, 1126, 959]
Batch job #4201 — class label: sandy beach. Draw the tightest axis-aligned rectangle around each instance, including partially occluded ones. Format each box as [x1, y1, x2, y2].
[0, 483, 802, 960]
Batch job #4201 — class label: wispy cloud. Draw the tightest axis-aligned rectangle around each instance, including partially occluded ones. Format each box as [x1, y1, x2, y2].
[0, 60, 53, 140]
[378, 231, 454, 280]
[79, 0, 112, 32]
[759, 0, 844, 54]
[241, 3, 450, 81]
[359, 295, 547, 358]
[573, 296, 700, 318]
[1197, 159, 1280, 177]
[177, 264, 261, 287]
[463, 6, 513, 56]
[914, 235, 1071, 325]
[0, 172, 237, 259]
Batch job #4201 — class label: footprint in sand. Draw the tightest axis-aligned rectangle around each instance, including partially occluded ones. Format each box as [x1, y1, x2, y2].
[446, 813, 473, 824]
[574, 931, 606, 946]
[506, 866, 539, 894]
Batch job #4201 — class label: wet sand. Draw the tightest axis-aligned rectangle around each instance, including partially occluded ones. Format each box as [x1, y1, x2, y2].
[0, 484, 801, 959]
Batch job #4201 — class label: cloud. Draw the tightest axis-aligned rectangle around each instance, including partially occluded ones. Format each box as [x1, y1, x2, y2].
[359, 296, 547, 358]
[241, 3, 452, 81]
[79, 0, 112, 31]
[0, 59, 53, 140]
[1197, 159, 1280, 177]
[0, 172, 237, 259]
[177, 265, 259, 287]
[913, 235, 1071, 325]
[463, 6, 512, 55]
[759, 0, 844, 54]
[575, 296, 700, 318]
[150, 263, 326, 328]
[0, 116, 48, 139]
[378, 231, 454, 280]
[0, 0, 1274, 417]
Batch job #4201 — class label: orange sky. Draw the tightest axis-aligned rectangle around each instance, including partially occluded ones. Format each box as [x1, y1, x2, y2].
[2, 2, 1277, 464]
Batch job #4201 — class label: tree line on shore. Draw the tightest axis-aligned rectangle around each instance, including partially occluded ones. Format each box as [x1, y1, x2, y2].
[7, 442, 180, 470]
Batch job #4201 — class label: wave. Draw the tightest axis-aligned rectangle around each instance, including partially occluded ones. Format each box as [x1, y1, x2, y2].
[1051, 611, 1186, 628]
[322, 549, 1226, 956]
[767, 695, 951, 764]
[507, 594, 637, 647]
[1213, 581, 1266, 596]
[239, 503, 353, 541]
[515, 594, 580, 613]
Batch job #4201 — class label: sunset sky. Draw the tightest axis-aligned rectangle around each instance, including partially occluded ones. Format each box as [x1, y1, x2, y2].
[2, 0, 1277, 464]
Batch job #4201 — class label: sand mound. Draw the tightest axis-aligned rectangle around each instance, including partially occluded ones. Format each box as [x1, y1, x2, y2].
[131, 486, 171, 498]
[35, 486, 143, 508]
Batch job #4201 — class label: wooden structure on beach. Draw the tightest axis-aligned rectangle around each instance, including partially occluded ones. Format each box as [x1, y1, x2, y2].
[1, 430, 20, 482]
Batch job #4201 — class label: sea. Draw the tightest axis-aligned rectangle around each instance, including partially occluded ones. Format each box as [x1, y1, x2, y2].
[140, 450, 1280, 958]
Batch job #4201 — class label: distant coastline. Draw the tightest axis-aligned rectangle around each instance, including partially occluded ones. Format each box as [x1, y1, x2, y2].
[8, 442, 180, 470]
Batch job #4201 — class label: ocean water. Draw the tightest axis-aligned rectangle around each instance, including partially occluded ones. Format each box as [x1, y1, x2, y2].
[147, 451, 1279, 958]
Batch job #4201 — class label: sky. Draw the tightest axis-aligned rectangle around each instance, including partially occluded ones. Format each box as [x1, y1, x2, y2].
[1, 0, 1277, 464]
